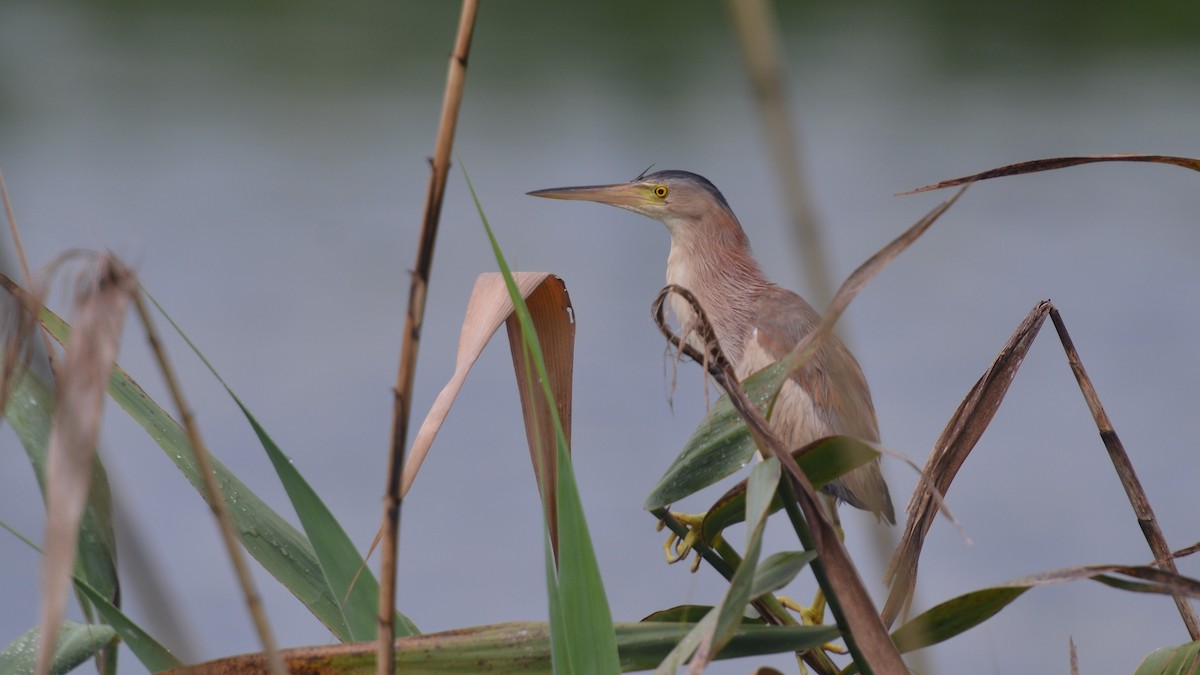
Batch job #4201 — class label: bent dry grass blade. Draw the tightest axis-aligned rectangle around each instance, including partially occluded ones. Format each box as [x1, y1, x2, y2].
[35, 256, 134, 675]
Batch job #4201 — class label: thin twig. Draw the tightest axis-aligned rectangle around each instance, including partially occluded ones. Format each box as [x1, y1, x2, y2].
[378, 0, 480, 672]
[1049, 307, 1200, 639]
[131, 290, 287, 675]
[0, 168, 58, 412]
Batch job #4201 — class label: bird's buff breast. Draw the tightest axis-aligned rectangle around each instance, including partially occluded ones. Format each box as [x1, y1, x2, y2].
[738, 329, 829, 450]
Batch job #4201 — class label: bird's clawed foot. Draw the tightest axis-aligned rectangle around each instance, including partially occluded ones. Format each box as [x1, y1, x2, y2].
[656, 512, 711, 572]
[778, 591, 847, 655]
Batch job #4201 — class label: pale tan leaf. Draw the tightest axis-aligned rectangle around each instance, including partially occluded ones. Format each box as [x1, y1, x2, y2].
[37, 254, 135, 675]
[401, 272, 565, 496]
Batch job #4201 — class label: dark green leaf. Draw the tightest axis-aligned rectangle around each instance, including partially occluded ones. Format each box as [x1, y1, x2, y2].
[698, 436, 880, 543]
[751, 551, 817, 599]
[644, 362, 789, 510]
[3, 367, 120, 617]
[1135, 639, 1200, 675]
[890, 587, 1028, 653]
[0, 623, 115, 675]
[1, 518, 182, 672]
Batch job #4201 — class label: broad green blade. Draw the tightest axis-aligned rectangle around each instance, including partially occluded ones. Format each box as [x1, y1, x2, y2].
[652, 606, 718, 675]
[553, 438, 620, 674]
[468, 166, 620, 675]
[0, 622, 115, 675]
[645, 362, 789, 510]
[4, 366, 120, 619]
[2, 518, 183, 672]
[147, 294, 417, 639]
[751, 550, 817, 599]
[698, 436, 880, 543]
[32, 307, 352, 641]
[236, 404, 417, 639]
[1135, 640, 1200, 675]
[709, 458, 781, 659]
[890, 586, 1028, 653]
[544, 529, 570, 675]
[640, 606, 726, 624]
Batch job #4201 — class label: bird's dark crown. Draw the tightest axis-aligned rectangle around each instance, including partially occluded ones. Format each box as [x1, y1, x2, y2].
[636, 169, 731, 211]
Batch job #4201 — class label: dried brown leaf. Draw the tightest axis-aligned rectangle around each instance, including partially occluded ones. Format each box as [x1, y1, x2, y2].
[901, 154, 1200, 195]
[1005, 563, 1200, 598]
[402, 272, 564, 495]
[882, 301, 1051, 628]
[503, 275, 575, 550]
[36, 254, 135, 675]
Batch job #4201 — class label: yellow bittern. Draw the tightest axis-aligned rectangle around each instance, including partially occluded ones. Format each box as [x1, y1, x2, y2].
[528, 169, 894, 525]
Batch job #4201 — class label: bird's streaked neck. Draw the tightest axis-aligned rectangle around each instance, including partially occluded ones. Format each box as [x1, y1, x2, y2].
[661, 211, 769, 365]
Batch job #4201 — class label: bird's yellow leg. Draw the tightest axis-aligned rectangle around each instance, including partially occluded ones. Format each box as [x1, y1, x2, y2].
[774, 493, 851, 652]
[777, 592, 847, 656]
[656, 512, 714, 570]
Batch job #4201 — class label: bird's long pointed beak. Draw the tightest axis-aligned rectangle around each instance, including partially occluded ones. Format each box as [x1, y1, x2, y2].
[526, 182, 648, 208]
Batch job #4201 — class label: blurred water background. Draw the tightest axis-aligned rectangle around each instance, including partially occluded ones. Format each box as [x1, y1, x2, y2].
[2, 1, 1200, 673]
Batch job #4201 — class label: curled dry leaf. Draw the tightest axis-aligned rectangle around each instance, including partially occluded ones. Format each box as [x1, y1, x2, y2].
[36, 253, 136, 675]
[882, 301, 1051, 628]
[402, 272, 574, 545]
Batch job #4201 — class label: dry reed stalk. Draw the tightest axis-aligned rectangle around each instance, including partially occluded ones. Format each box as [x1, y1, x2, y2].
[130, 289, 287, 675]
[723, 0, 830, 308]
[378, 0, 479, 672]
[882, 301, 1051, 627]
[1049, 307, 1200, 639]
[0, 169, 57, 413]
[34, 255, 134, 675]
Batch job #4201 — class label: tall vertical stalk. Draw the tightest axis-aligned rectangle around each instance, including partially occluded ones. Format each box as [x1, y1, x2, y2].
[377, 1, 479, 673]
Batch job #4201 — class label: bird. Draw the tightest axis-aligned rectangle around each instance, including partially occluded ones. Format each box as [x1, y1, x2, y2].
[527, 169, 894, 525]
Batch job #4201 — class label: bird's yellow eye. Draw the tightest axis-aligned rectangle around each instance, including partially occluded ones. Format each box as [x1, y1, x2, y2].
[653, 185, 669, 198]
